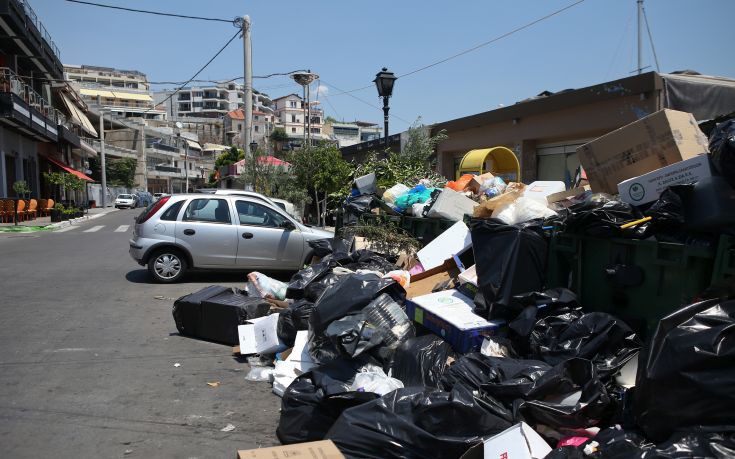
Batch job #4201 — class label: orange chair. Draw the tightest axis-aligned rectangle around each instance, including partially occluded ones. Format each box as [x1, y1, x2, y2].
[27, 198, 37, 220]
[42, 198, 54, 217]
[38, 199, 47, 216]
[0, 200, 11, 222]
[15, 199, 27, 222]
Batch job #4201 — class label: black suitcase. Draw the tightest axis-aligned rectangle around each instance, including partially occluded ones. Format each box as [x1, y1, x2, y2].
[172, 286, 271, 345]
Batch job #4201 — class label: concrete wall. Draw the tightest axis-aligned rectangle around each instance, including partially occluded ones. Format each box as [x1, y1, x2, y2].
[435, 94, 660, 181]
[0, 127, 40, 198]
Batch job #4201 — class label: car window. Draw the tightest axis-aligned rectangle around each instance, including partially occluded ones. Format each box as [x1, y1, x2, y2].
[118, 194, 132, 199]
[183, 198, 231, 224]
[235, 200, 286, 228]
[274, 202, 286, 211]
[160, 200, 185, 221]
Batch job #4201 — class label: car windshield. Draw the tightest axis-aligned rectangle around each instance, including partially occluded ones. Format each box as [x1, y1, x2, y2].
[118, 194, 133, 199]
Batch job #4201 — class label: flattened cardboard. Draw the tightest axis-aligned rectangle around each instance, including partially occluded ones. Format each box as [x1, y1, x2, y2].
[467, 172, 495, 194]
[417, 221, 472, 271]
[405, 258, 461, 299]
[546, 185, 591, 203]
[577, 109, 709, 194]
[237, 440, 345, 459]
[460, 422, 552, 459]
[617, 154, 712, 205]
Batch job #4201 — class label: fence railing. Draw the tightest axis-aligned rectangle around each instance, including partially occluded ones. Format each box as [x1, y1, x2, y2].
[0, 66, 65, 127]
[17, 0, 60, 60]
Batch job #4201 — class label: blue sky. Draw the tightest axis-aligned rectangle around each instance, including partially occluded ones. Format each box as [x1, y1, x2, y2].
[33, 0, 735, 131]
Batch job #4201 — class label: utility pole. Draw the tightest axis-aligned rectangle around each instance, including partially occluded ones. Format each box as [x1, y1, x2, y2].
[242, 15, 253, 158]
[184, 142, 189, 192]
[99, 110, 107, 208]
[637, 0, 643, 74]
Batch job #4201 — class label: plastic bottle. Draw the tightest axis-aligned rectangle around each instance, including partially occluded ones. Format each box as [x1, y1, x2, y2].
[363, 294, 414, 348]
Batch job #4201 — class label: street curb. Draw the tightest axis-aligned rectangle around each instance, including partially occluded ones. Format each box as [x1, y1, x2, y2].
[47, 208, 120, 230]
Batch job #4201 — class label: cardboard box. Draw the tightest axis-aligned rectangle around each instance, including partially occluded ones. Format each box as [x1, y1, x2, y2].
[405, 258, 462, 299]
[460, 422, 552, 459]
[405, 289, 504, 353]
[417, 221, 472, 271]
[237, 440, 345, 459]
[426, 188, 479, 222]
[467, 172, 495, 194]
[522, 181, 566, 204]
[546, 185, 591, 203]
[577, 109, 709, 194]
[237, 314, 286, 355]
[457, 264, 478, 287]
[617, 154, 712, 205]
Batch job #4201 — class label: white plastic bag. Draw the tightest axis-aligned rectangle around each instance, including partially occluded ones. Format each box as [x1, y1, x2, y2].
[383, 184, 410, 204]
[349, 369, 404, 395]
[247, 272, 288, 300]
[492, 197, 557, 225]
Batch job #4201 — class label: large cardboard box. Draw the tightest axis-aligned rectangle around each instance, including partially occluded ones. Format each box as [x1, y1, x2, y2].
[617, 154, 712, 205]
[237, 440, 345, 459]
[426, 188, 479, 221]
[405, 289, 504, 353]
[237, 314, 286, 355]
[577, 109, 709, 194]
[405, 258, 462, 299]
[416, 221, 472, 271]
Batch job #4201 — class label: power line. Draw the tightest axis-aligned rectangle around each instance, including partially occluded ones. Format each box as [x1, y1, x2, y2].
[327, 0, 586, 97]
[146, 29, 241, 114]
[65, 0, 233, 23]
[319, 80, 412, 125]
[148, 70, 308, 85]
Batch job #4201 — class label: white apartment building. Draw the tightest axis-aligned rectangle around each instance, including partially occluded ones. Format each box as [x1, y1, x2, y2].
[224, 109, 274, 148]
[326, 121, 383, 147]
[64, 65, 165, 120]
[272, 93, 325, 146]
[153, 84, 273, 119]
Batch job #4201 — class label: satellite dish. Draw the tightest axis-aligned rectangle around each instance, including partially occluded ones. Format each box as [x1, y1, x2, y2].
[175, 121, 183, 129]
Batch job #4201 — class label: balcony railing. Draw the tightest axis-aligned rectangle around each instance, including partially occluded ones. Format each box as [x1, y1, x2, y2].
[16, 0, 60, 60]
[0, 66, 64, 125]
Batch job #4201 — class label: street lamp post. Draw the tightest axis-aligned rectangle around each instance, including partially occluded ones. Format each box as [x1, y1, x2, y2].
[373, 67, 397, 149]
[99, 109, 108, 208]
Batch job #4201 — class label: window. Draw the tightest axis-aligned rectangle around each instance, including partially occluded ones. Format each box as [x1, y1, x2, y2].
[238, 124, 242, 132]
[193, 101, 203, 108]
[189, 163, 192, 170]
[291, 115, 296, 123]
[311, 128, 320, 134]
[183, 198, 231, 224]
[235, 200, 286, 227]
[254, 125, 259, 132]
[254, 115, 259, 121]
[291, 127, 296, 133]
[160, 200, 184, 221]
[289, 100, 297, 108]
[174, 161, 178, 167]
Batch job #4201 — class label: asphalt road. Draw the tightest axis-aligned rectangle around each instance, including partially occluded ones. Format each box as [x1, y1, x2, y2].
[0, 209, 284, 458]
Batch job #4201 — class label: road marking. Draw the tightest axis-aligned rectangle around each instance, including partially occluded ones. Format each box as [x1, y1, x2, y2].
[83, 225, 104, 233]
[55, 226, 78, 233]
[115, 225, 129, 233]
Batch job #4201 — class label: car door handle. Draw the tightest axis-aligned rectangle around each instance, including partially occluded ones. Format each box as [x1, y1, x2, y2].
[242, 232, 254, 239]
[183, 229, 196, 236]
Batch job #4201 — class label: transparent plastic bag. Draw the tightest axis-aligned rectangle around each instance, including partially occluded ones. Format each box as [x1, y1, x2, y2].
[363, 294, 414, 348]
[350, 369, 404, 395]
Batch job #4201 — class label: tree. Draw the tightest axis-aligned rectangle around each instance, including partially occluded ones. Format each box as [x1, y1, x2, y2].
[106, 158, 137, 188]
[324, 116, 338, 124]
[12, 180, 30, 198]
[290, 143, 353, 227]
[351, 119, 448, 190]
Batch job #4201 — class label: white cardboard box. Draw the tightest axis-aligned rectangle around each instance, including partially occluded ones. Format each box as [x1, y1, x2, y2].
[460, 422, 552, 459]
[426, 188, 479, 221]
[237, 314, 286, 355]
[417, 221, 472, 271]
[522, 181, 566, 204]
[410, 290, 491, 330]
[458, 264, 478, 287]
[617, 154, 712, 205]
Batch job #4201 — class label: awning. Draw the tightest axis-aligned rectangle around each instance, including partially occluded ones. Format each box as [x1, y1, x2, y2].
[186, 139, 202, 150]
[111, 92, 153, 102]
[80, 88, 115, 98]
[60, 93, 98, 137]
[46, 156, 94, 181]
[79, 139, 97, 156]
[203, 143, 230, 152]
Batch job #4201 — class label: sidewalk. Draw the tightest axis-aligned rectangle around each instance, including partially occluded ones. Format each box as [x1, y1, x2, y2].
[0, 206, 119, 230]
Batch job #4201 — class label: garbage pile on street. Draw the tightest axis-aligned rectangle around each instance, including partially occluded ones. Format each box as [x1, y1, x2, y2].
[171, 109, 735, 458]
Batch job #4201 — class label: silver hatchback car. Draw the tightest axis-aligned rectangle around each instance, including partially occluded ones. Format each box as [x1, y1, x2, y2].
[129, 193, 334, 283]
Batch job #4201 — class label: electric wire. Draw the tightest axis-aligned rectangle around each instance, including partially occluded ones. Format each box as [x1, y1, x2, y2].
[148, 70, 309, 85]
[642, 5, 661, 72]
[319, 80, 412, 126]
[327, 0, 586, 97]
[65, 0, 233, 23]
[143, 29, 241, 114]
[604, 8, 635, 81]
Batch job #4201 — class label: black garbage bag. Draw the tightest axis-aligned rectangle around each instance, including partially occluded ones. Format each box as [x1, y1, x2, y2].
[651, 430, 735, 458]
[304, 271, 346, 303]
[308, 273, 404, 364]
[277, 311, 298, 347]
[308, 239, 334, 258]
[502, 288, 581, 340]
[518, 358, 618, 430]
[469, 218, 548, 319]
[276, 358, 380, 444]
[642, 185, 692, 242]
[289, 299, 315, 330]
[709, 119, 735, 188]
[563, 197, 648, 238]
[286, 259, 336, 300]
[634, 298, 735, 442]
[325, 313, 385, 359]
[326, 385, 512, 459]
[342, 249, 398, 274]
[390, 335, 457, 388]
[529, 312, 642, 380]
[572, 426, 653, 459]
[342, 194, 377, 227]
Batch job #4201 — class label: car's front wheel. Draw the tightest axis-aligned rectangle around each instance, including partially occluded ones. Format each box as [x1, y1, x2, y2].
[148, 249, 187, 283]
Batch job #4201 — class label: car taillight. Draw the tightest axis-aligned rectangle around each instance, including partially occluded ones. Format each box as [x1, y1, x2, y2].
[137, 195, 170, 224]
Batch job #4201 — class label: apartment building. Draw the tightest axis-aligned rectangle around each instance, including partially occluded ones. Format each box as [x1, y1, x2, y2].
[272, 93, 324, 146]
[224, 108, 274, 148]
[64, 64, 165, 120]
[324, 121, 382, 148]
[0, 0, 98, 200]
[153, 84, 273, 119]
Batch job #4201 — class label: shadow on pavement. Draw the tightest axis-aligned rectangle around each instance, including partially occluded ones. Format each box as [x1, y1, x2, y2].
[125, 269, 293, 284]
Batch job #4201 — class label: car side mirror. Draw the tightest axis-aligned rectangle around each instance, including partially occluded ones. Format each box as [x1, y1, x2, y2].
[280, 220, 296, 231]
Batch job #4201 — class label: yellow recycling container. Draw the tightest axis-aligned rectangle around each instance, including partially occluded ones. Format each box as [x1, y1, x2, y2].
[457, 147, 520, 182]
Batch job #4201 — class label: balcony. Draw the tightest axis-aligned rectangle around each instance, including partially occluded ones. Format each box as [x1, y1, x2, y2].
[148, 164, 182, 177]
[83, 137, 137, 159]
[0, 67, 63, 141]
[0, 0, 63, 79]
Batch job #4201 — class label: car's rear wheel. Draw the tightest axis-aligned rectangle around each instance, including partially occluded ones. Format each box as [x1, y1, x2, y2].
[148, 249, 187, 283]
